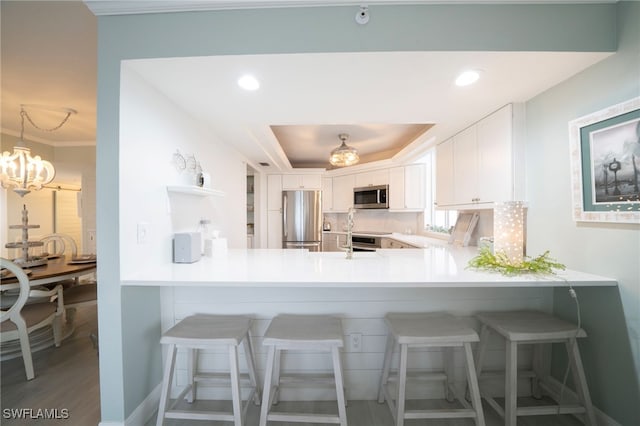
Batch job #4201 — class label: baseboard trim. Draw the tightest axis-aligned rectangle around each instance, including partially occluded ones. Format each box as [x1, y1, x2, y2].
[125, 383, 162, 426]
[544, 377, 622, 426]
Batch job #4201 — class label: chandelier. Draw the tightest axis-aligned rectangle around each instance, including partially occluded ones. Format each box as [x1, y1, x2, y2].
[329, 133, 359, 167]
[0, 105, 75, 197]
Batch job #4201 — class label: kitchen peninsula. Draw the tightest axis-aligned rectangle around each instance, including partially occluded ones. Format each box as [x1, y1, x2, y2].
[123, 243, 615, 403]
[123, 244, 615, 288]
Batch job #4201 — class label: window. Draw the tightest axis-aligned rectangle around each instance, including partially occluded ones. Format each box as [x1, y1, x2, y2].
[419, 149, 457, 234]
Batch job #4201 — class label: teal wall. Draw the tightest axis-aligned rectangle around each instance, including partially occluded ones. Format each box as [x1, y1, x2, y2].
[95, 3, 620, 422]
[525, 2, 640, 425]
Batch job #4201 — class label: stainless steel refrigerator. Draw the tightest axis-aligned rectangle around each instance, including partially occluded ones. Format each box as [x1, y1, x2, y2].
[282, 190, 322, 251]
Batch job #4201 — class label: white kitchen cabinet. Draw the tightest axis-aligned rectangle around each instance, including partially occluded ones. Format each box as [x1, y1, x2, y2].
[435, 139, 455, 207]
[389, 164, 425, 211]
[267, 209, 283, 248]
[267, 175, 283, 210]
[332, 174, 355, 212]
[354, 169, 389, 188]
[381, 238, 418, 249]
[322, 233, 343, 252]
[453, 125, 479, 205]
[403, 164, 425, 210]
[282, 174, 322, 190]
[389, 167, 405, 210]
[476, 104, 514, 204]
[322, 177, 333, 212]
[436, 104, 523, 209]
[267, 175, 283, 248]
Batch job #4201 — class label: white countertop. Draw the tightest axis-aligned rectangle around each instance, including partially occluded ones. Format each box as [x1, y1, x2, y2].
[122, 246, 616, 288]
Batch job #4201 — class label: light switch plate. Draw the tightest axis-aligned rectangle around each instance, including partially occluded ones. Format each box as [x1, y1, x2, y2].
[137, 222, 150, 244]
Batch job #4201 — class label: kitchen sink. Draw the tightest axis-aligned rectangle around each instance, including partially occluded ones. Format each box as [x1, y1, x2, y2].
[309, 251, 379, 259]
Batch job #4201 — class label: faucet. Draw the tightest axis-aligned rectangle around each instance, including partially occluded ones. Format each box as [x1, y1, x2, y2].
[345, 207, 355, 259]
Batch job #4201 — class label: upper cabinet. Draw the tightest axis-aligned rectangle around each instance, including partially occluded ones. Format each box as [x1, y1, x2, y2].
[389, 164, 425, 211]
[322, 177, 333, 212]
[354, 169, 389, 188]
[267, 175, 283, 210]
[435, 104, 524, 209]
[332, 174, 355, 212]
[281, 174, 322, 190]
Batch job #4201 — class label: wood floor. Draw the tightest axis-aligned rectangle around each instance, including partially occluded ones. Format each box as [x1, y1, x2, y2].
[148, 398, 585, 426]
[1, 305, 100, 425]
[1, 307, 583, 426]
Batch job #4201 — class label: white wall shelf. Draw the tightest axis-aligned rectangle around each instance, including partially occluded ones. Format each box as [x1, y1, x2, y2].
[166, 185, 225, 197]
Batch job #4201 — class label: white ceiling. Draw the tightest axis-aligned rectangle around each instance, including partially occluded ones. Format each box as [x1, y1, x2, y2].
[1, 1, 613, 174]
[125, 50, 609, 170]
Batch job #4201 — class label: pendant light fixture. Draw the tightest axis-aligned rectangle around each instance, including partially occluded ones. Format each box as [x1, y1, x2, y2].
[329, 133, 359, 167]
[0, 105, 75, 197]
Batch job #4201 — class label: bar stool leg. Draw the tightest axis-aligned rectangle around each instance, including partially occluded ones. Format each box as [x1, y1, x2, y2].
[228, 345, 242, 426]
[443, 347, 455, 402]
[259, 345, 276, 426]
[463, 342, 486, 426]
[156, 344, 177, 426]
[566, 338, 597, 426]
[475, 324, 490, 378]
[467, 324, 490, 402]
[531, 343, 544, 399]
[272, 349, 282, 405]
[505, 341, 518, 426]
[242, 333, 261, 405]
[331, 346, 348, 426]
[186, 348, 198, 403]
[396, 343, 408, 426]
[378, 333, 395, 403]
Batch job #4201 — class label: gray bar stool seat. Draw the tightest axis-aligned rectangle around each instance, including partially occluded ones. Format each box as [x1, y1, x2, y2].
[475, 310, 596, 426]
[156, 314, 260, 426]
[378, 312, 485, 426]
[259, 314, 347, 426]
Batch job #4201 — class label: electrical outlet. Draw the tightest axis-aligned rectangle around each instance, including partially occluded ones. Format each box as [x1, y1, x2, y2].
[349, 333, 362, 352]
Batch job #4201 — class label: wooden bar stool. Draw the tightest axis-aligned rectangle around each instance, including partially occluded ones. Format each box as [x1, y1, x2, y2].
[378, 312, 485, 426]
[474, 310, 596, 426]
[156, 314, 260, 426]
[258, 314, 347, 426]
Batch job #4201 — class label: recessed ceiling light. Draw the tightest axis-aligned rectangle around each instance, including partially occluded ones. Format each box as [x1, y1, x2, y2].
[455, 70, 480, 87]
[238, 74, 260, 91]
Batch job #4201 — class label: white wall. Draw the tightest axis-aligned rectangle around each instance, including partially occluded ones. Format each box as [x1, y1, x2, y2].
[524, 3, 640, 423]
[119, 64, 248, 278]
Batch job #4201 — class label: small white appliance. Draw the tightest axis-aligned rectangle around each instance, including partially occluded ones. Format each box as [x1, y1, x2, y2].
[173, 232, 202, 263]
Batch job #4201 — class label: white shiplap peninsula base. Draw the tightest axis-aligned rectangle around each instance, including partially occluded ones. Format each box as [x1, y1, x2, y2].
[122, 247, 616, 401]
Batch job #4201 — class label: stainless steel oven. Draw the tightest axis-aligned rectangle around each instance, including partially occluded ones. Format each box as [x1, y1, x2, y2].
[351, 235, 382, 251]
[353, 185, 389, 209]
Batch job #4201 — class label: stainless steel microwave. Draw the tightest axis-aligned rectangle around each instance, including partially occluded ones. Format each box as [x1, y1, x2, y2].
[353, 184, 389, 209]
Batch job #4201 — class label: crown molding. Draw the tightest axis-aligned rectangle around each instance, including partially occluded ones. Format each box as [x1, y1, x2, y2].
[83, 0, 616, 16]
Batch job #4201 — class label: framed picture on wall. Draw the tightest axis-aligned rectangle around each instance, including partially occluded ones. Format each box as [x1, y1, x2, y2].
[569, 96, 640, 223]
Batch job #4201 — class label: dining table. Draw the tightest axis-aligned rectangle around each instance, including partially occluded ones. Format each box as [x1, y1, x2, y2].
[1, 255, 97, 360]
[1, 255, 97, 290]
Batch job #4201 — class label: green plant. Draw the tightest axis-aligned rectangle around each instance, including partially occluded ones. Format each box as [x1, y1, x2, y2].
[467, 247, 566, 276]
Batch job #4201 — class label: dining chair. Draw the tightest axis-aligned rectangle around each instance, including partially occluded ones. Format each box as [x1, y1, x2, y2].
[63, 282, 97, 325]
[1, 257, 65, 380]
[39, 233, 78, 258]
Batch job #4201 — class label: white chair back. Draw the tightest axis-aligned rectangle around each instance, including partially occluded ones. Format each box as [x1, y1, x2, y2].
[40, 233, 78, 258]
[1, 257, 64, 380]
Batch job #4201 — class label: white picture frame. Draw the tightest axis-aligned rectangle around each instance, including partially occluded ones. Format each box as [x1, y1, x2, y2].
[568, 97, 640, 224]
